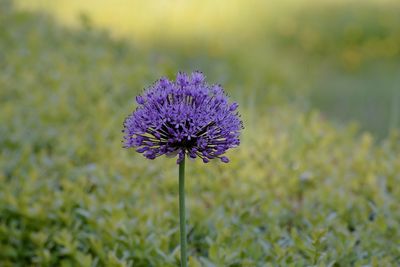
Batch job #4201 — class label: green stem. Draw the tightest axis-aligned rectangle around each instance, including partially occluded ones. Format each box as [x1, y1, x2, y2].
[179, 157, 187, 267]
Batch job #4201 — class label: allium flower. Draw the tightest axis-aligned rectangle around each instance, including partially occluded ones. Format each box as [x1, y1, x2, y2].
[123, 71, 243, 164]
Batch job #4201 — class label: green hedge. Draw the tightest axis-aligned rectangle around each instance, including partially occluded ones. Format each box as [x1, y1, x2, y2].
[1, 2, 399, 266]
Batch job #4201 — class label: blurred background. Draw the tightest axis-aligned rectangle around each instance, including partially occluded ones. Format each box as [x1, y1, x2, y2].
[1, 0, 400, 266]
[15, 0, 400, 137]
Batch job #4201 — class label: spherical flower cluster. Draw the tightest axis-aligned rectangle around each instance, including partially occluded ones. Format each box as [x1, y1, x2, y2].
[123, 71, 243, 164]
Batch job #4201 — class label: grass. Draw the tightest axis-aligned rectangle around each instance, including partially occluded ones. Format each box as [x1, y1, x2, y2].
[1, 0, 400, 266]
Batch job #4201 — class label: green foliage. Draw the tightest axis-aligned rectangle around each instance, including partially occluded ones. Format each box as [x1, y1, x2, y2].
[1, 1, 400, 266]
[270, 2, 400, 67]
[266, 1, 400, 137]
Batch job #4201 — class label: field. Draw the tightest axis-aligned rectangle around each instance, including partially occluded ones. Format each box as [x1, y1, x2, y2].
[1, 0, 400, 266]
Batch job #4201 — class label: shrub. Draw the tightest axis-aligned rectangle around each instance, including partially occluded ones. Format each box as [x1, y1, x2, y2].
[1, 2, 399, 266]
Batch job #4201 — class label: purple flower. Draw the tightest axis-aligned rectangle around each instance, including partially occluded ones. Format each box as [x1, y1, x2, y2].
[123, 71, 243, 163]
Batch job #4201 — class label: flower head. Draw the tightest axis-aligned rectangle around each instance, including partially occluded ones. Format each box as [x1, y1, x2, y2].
[123, 71, 243, 163]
